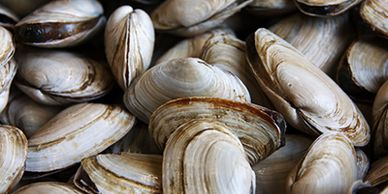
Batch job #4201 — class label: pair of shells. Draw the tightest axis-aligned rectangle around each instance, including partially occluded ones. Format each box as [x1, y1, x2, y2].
[14, 0, 105, 48]
[246, 28, 370, 146]
[14, 48, 113, 105]
[151, 0, 253, 36]
[0, 26, 16, 113]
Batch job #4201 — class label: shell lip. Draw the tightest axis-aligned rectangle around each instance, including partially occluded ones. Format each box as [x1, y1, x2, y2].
[294, 0, 360, 16]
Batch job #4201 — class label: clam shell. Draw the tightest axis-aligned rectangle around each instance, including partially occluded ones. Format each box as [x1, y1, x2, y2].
[14, 0, 105, 48]
[26, 103, 135, 172]
[14, 182, 81, 194]
[105, 5, 155, 89]
[151, 0, 253, 36]
[337, 38, 388, 101]
[246, 0, 296, 16]
[163, 120, 255, 193]
[372, 80, 388, 157]
[0, 125, 27, 193]
[269, 13, 352, 75]
[286, 132, 358, 194]
[149, 97, 286, 165]
[15, 48, 113, 105]
[246, 28, 370, 146]
[253, 134, 313, 194]
[294, 0, 362, 16]
[124, 57, 251, 123]
[360, 0, 388, 38]
[74, 153, 162, 194]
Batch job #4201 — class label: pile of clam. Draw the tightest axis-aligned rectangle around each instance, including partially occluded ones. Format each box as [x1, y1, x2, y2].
[0, 0, 386, 193]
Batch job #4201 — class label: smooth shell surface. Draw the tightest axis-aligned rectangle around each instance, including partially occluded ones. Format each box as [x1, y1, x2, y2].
[26, 103, 135, 172]
[246, 28, 370, 146]
[14, 182, 82, 194]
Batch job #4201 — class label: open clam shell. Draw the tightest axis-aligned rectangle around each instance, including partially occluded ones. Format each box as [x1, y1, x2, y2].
[163, 120, 255, 193]
[360, 0, 388, 38]
[269, 13, 352, 75]
[149, 97, 286, 165]
[105, 5, 155, 89]
[294, 0, 362, 16]
[14, 0, 105, 48]
[15, 48, 113, 105]
[372, 80, 388, 157]
[26, 103, 135, 172]
[337, 38, 388, 102]
[286, 132, 358, 194]
[246, 28, 370, 146]
[14, 182, 82, 194]
[0, 125, 27, 193]
[74, 153, 162, 194]
[151, 0, 253, 36]
[124, 57, 251, 123]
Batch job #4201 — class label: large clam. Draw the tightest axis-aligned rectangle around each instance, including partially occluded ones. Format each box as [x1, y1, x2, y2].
[14, 182, 82, 194]
[269, 13, 352, 75]
[372, 80, 388, 157]
[15, 48, 113, 105]
[294, 0, 362, 16]
[124, 57, 251, 123]
[74, 153, 162, 193]
[14, 0, 105, 48]
[286, 132, 358, 194]
[360, 0, 388, 38]
[151, 0, 253, 36]
[0, 125, 27, 193]
[105, 5, 155, 89]
[337, 38, 388, 101]
[149, 97, 286, 165]
[163, 120, 255, 193]
[26, 103, 135, 172]
[246, 28, 370, 146]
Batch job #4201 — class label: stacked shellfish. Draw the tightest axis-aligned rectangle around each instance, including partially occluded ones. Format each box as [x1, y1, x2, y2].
[0, 0, 385, 193]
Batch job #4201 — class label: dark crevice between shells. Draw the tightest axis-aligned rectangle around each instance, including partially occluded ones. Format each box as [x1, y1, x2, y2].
[296, 0, 358, 16]
[14, 17, 102, 43]
[0, 14, 17, 25]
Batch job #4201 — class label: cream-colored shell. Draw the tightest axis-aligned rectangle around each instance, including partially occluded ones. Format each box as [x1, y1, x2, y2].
[360, 0, 388, 37]
[14, 182, 82, 194]
[0, 26, 15, 113]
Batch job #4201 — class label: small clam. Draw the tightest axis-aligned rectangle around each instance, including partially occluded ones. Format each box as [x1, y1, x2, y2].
[15, 48, 113, 105]
[124, 57, 251, 123]
[245, 0, 296, 16]
[286, 132, 358, 194]
[0, 90, 62, 138]
[0, 125, 27, 193]
[26, 103, 135, 172]
[269, 13, 353, 75]
[151, 0, 253, 36]
[105, 5, 155, 89]
[163, 120, 255, 193]
[337, 38, 388, 102]
[360, 0, 388, 38]
[372, 80, 388, 157]
[294, 0, 362, 16]
[0, 4, 18, 28]
[253, 135, 313, 194]
[14, 182, 82, 194]
[15, 0, 105, 48]
[74, 153, 162, 193]
[149, 97, 286, 165]
[246, 28, 370, 146]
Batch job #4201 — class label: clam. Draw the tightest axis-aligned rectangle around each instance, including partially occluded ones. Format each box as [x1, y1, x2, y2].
[14, 182, 82, 194]
[294, 0, 362, 16]
[15, 48, 113, 106]
[245, 0, 296, 16]
[286, 132, 358, 194]
[337, 38, 388, 102]
[0, 4, 18, 28]
[364, 156, 388, 189]
[124, 57, 251, 123]
[149, 97, 286, 164]
[372, 80, 388, 157]
[269, 13, 352, 75]
[14, 0, 105, 48]
[26, 103, 135, 172]
[0, 90, 62, 138]
[252, 135, 313, 194]
[163, 120, 255, 193]
[246, 28, 370, 146]
[151, 0, 253, 36]
[105, 5, 155, 89]
[360, 0, 388, 38]
[74, 153, 162, 193]
[0, 26, 16, 113]
[0, 125, 27, 193]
